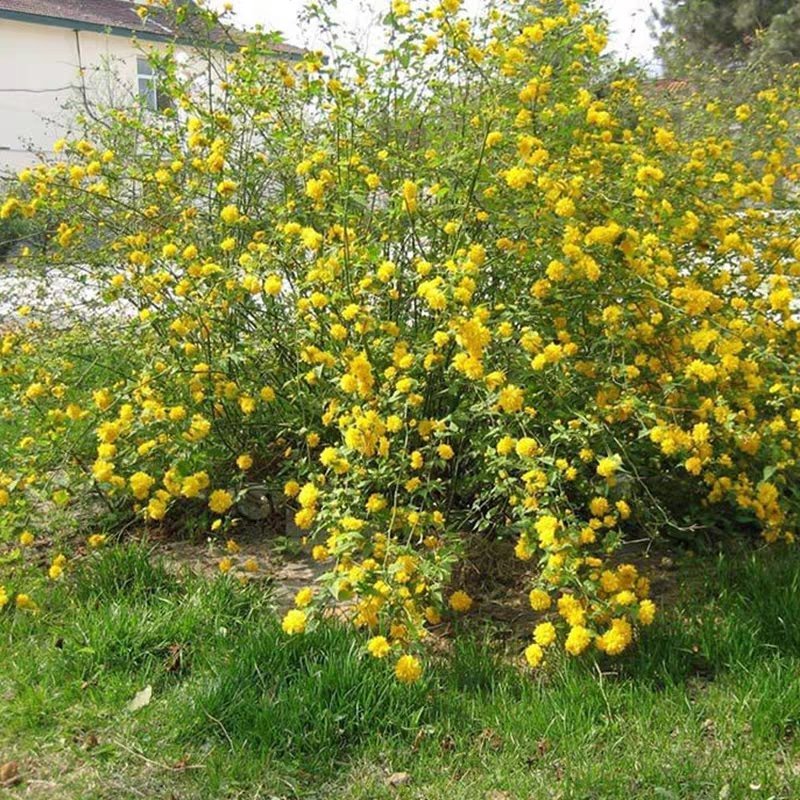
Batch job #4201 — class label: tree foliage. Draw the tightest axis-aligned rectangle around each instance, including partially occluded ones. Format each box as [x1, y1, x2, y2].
[655, 0, 800, 71]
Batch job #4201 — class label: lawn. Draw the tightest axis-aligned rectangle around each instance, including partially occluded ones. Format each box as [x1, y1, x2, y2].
[1, 542, 799, 799]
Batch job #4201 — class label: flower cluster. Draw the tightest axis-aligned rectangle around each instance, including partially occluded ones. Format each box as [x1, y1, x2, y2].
[1, 0, 799, 680]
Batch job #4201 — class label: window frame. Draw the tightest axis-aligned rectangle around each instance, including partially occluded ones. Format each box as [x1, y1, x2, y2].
[136, 56, 172, 111]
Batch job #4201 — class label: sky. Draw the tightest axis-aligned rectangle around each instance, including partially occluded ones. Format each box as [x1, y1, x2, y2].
[209, 0, 663, 69]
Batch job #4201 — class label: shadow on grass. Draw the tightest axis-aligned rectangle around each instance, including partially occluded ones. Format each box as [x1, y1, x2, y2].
[616, 544, 800, 685]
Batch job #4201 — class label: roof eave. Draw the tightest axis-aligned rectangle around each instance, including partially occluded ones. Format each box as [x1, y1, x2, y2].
[0, 9, 244, 53]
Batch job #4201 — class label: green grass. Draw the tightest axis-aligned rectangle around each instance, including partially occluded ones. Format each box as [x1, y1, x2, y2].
[1, 544, 800, 799]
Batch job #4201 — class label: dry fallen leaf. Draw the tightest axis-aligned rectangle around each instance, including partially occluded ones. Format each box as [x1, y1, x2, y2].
[0, 761, 20, 787]
[127, 685, 153, 712]
[477, 727, 503, 751]
[164, 643, 185, 674]
[386, 771, 411, 787]
[172, 755, 192, 771]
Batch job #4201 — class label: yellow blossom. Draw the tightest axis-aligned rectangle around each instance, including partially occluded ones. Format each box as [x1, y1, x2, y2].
[367, 635, 392, 658]
[449, 590, 473, 613]
[395, 654, 422, 683]
[209, 489, 234, 515]
[282, 609, 307, 635]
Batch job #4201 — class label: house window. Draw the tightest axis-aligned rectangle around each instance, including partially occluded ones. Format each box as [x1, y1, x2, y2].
[136, 57, 171, 111]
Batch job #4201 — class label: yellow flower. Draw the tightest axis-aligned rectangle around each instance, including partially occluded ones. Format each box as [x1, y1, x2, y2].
[92, 459, 115, 483]
[596, 455, 621, 479]
[311, 545, 329, 561]
[600, 571, 620, 593]
[15, 593, 38, 612]
[294, 587, 314, 608]
[295, 508, 316, 530]
[395, 654, 422, 683]
[424, 606, 442, 625]
[392, 0, 410, 16]
[208, 489, 234, 515]
[49, 561, 64, 580]
[88, 534, 107, 548]
[534, 515, 559, 547]
[684, 456, 702, 475]
[498, 384, 524, 413]
[437, 443, 454, 460]
[264, 274, 282, 295]
[596, 618, 632, 655]
[305, 178, 325, 203]
[218, 557, 233, 574]
[638, 599, 656, 626]
[239, 395, 256, 414]
[92, 388, 113, 410]
[449, 590, 473, 613]
[367, 635, 391, 658]
[497, 435, 516, 456]
[558, 595, 585, 627]
[485, 130, 503, 147]
[298, 483, 320, 508]
[147, 497, 167, 520]
[524, 643, 543, 667]
[19, 531, 35, 547]
[565, 625, 592, 656]
[533, 621, 556, 647]
[505, 166, 534, 190]
[515, 437, 539, 458]
[589, 497, 610, 517]
[401, 180, 418, 214]
[129, 471, 155, 500]
[282, 608, 307, 635]
[555, 197, 575, 217]
[376, 260, 395, 282]
[613, 590, 637, 607]
[515, 537, 533, 560]
[528, 588, 551, 611]
[236, 453, 253, 470]
[220, 204, 240, 224]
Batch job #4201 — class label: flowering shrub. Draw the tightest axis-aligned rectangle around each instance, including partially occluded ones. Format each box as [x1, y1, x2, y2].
[1, 0, 799, 678]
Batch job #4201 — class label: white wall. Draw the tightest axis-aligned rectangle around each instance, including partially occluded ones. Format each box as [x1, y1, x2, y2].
[0, 18, 172, 173]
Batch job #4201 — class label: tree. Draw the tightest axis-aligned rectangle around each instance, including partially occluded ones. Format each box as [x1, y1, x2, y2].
[655, 0, 800, 72]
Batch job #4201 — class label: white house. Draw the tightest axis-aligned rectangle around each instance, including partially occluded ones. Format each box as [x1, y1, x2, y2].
[0, 0, 302, 173]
